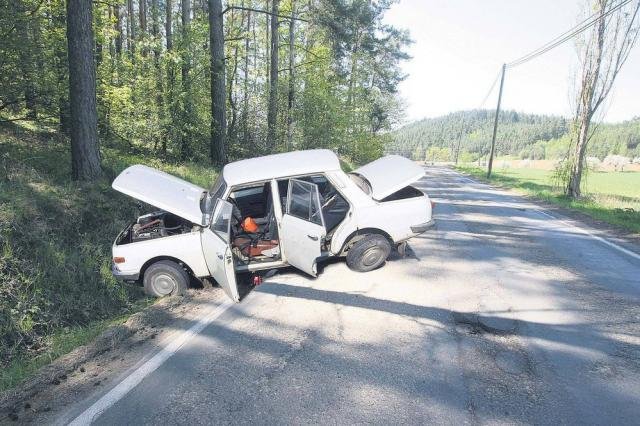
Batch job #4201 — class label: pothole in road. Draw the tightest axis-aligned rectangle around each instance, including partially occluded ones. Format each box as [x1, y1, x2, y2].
[494, 350, 528, 375]
[452, 312, 518, 336]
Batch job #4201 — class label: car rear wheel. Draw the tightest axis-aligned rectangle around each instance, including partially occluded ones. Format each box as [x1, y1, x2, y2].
[143, 260, 189, 297]
[346, 234, 391, 272]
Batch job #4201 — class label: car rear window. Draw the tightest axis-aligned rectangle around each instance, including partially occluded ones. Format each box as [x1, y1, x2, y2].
[381, 186, 424, 202]
[348, 173, 372, 195]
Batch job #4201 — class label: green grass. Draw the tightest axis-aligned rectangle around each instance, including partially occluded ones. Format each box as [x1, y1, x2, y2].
[0, 122, 218, 391]
[0, 299, 153, 392]
[455, 165, 640, 233]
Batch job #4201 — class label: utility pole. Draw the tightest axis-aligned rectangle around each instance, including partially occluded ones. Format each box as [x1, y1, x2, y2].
[487, 63, 506, 178]
[453, 119, 464, 164]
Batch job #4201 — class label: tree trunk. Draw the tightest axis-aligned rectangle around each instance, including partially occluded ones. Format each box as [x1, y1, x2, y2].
[151, 0, 166, 152]
[265, 0, 270, 84]
[66, 0, 101, 181]
[228, 44, 239, 145]
[114, 5, 123, 56]
[95, 6, 104, 67]
[209, 0, 226, 164]
[243, 5, 251, 146]
[180, 0, 192, 160]
[15, 1, 37, 119]
[566, 0, 606, 198]
[53, 8, 70, 134]
[286, 2, 295, 150]
[164, 0, 173, 156]
[127, 0, 136, 54]
[140, 0, 147, 56]
[266, 0, 279, 150]
[567, 113, 591, 197]
[346, 31, 360, 109]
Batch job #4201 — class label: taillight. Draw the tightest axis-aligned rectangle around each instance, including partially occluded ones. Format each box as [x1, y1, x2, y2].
[113, 257, 126, 264]
[430, 200, 436, 210]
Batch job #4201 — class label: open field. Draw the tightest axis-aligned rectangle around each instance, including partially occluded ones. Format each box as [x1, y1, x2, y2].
[455, 165, 640, 234]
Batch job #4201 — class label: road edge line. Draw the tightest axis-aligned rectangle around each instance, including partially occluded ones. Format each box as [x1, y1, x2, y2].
[534, 209, 640, 261]
[68, 299, 235, 425]
[454, 170, 640, 262]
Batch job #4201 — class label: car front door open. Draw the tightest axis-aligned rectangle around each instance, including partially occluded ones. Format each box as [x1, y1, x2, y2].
[280, 179, 326, 276]
[200, 199, 240, 302]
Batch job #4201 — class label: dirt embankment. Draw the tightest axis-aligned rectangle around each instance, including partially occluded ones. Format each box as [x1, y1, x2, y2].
[0, 288, 226, 424]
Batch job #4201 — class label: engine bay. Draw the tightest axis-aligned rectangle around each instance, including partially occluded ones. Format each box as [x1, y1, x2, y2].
[117, 211, 195, 245]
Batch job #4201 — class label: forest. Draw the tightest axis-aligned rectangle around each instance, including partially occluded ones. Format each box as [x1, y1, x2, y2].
[389, 109, 640, 162]
[1, 0, 409, 167]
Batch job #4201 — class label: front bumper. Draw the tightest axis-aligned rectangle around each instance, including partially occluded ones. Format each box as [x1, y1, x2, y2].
[111, 262, 140, 282]
[410, 219, 436, 234]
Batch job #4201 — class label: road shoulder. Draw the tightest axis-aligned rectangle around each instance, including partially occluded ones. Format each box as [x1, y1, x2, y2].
[0, 289, 228, 424]
[452, 167, 640, 252]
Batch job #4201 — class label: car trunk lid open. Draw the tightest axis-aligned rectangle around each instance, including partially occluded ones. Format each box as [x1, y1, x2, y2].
[353, 155, 425, 201]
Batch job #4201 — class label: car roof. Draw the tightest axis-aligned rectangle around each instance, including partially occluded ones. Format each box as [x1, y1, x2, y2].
[222, 149, 342, 186]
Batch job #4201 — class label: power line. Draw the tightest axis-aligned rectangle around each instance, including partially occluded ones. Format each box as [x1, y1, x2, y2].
[507, 0, 634, 68]
[478, 68, 502, 109]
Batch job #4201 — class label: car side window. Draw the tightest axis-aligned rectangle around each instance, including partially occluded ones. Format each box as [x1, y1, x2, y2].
[287, 179, 323, 226]
[211, 199, 233, 242]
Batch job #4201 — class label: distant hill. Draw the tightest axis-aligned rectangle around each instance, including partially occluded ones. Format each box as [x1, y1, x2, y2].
[387, 110, 640, 161]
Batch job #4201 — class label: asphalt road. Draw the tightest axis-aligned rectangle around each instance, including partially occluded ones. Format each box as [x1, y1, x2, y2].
[60, 167, 640, 425]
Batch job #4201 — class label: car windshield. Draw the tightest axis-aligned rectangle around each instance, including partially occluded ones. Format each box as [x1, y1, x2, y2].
[348, 173, 372, 196]
[201, 175, 227, 219]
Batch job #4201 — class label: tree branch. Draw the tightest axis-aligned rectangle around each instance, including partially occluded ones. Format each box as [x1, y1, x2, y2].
[221, 5, 309, 23]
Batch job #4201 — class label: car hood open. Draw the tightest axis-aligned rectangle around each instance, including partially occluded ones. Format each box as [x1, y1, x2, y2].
[112, 165, 206, 225]
[353, 155, 425, 201]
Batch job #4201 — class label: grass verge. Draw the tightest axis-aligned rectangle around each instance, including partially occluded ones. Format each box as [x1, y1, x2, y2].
[0, 122, 218, 392]
[454, 165, 640, 234]
[0, 298, 153, 393]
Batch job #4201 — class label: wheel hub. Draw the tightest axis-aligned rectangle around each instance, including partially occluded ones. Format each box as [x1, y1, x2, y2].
[153, 273, 177, 295]
[362, 246, 384, 267]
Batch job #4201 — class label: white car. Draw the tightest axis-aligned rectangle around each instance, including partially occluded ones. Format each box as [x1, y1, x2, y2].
[111, 149, 434, 302]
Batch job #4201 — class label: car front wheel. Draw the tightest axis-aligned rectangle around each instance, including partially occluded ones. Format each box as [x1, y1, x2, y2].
[143, 260, 189, 297]
[346, 234, 391, 272]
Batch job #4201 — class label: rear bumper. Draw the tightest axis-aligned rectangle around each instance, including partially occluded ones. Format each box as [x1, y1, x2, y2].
[410, 219, 435, 234]
[111, 262, 140, 282]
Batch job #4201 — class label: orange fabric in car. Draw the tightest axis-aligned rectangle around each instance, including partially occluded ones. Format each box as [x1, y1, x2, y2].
[241, 217, 259, 233]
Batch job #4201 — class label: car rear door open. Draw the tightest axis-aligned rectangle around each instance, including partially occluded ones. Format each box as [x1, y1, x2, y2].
[280, 179, 326, 276]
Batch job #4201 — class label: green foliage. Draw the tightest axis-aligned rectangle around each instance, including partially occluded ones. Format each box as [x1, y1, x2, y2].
[391, 110, 640, 162]
[390, 110, 569, 159]
[0, 123, 217, 370]
[2, 0, 408, 166]
[426, 146, 451, 162]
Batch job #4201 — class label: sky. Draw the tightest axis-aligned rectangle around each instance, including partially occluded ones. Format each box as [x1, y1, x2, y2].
[383, 0, 640, 124]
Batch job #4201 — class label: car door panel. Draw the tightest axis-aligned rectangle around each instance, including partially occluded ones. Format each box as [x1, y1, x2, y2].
[200, 200, 240, 302]
[280, 179, 325, 276]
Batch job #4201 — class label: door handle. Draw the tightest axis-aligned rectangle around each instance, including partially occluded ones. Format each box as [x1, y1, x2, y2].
[217, 253, 224, 259]
[307, 234, 318, 241]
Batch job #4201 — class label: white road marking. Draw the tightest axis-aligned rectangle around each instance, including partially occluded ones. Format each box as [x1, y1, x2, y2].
[448, 171, 640, 262]
[69, 299, 235, 426]
[534, 209, 640, 261]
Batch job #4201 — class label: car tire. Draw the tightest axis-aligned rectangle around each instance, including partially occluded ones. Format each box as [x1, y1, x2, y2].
[346, 234, 391, 272]
[143, 260, 189, 297]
